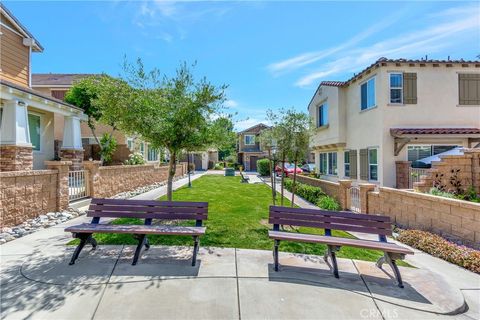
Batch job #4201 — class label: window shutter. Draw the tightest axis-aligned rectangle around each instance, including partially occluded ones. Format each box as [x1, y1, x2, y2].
[359, 149, 368, 180]
[349, 150, 357, 179]
[459, 74, 480, 105]
[403, 73, 417, 104]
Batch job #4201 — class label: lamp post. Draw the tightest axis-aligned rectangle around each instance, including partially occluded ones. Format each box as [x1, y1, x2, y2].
[271, 144, 278, 205]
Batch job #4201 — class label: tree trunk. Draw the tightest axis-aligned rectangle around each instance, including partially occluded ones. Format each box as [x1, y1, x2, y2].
[268, 149, 275, 205]
[167, 150, 177, 201]
[280, 153, 286, 206]
[291, 158, 298, 207]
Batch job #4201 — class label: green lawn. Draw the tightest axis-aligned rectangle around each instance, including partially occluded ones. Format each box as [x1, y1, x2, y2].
[86, 175, 398, 263]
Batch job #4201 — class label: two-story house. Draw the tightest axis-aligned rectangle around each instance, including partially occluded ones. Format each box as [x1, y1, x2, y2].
[31, 73, 160, 164]
[0, 4, 85, 171]
[308, 57, 480, 188]
[237, 123, 270, 171]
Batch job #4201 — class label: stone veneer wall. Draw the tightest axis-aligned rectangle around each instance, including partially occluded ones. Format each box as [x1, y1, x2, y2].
[86, 162, 187, 198]
[0, 145, 33, 171]
[414, 149, 480, 194]
[0, 170, 58, 227]
[366, 187, 480, 249]
[295, 175, 340, 201]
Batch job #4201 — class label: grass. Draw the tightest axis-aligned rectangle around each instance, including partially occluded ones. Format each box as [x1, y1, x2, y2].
[80, 175, 405, 264]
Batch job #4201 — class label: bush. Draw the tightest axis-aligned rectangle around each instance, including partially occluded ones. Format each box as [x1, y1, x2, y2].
[317, 196, 341, 211]
[397, 229, 480, 273]
[428, 187, 456, 199]
[283, 178, 325, 204]
[124, 152, 145, 165]
[99, 133, 117, 164]
[257, 158, 271, 176]
[214, 163, 224, 170]
[208, 160, 215, 170]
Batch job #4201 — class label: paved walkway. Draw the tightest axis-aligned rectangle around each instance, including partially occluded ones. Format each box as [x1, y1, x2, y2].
[1, 171, 479, 320]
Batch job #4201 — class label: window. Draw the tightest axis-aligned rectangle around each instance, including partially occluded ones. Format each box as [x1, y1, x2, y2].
[244, 135, 255, 145]
[459, 74, 480, 105]
[127, 139, 133, 151]
[360, 77, 376, 110]
[28, 113, 41, 151]
[317, 104, 328, 127]
[390, 73, 403, 103]
[140, 142, 145, 155]
[319, 152, 337, 175]
[147, 146, 158, 161]
[368, 148, 378, 181]
[407, 145, 457, 162]
[344, 151, 350, 177]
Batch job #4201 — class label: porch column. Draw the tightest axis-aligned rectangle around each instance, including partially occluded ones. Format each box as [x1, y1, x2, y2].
[0, 100, 33, 171]
[60, 115, 84, 171]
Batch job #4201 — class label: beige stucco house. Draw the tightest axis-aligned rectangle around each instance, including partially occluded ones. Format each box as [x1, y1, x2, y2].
[31, 74, 160, 164]
[0, 4, 85, 171]
[237, 123, 270, 171]
[308, 57, 480, 188]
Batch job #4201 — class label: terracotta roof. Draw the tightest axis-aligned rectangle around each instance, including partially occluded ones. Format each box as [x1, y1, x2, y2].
[32, 74, 96, 86]
[390, 128, 480, 136]
[0, 3, 43, 52]
[320, 81, 346, 87]
[0, 79, 83, 112]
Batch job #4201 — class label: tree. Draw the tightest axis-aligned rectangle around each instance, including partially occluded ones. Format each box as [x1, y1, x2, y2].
[118, 60, 226, 200]
[259, 127, 277, 204]
[209, 116, 237, 161]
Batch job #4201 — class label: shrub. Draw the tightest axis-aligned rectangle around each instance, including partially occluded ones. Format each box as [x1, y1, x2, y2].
[283, 178, 325, 204]
[124, 152, 145, 165]
[214, 163, 224, 170]
[317, 196, 340, 211]
[257, 158, 271, 176]
[428, 187, 455, 199]
[99, 133, 117, 164]
[397, 229, 480, 274]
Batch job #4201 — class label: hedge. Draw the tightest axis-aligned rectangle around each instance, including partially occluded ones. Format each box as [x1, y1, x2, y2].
[257, 158, 271, 176]
[397, 229, 480, 273]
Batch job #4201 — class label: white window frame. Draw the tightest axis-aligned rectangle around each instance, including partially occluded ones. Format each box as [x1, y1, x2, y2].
[360, 77, 376, 111]
[147, 145, 159, 162]
[127, 138, 134, 151]
[319, 151, 338, 176]
[317, 103, 328, 127]
[28, 112, 43, 153]
[368, 147, 378, 181]
[389, 73, 403, 104]
[244, 134, 255, 145]
[140, 142, 145, 155]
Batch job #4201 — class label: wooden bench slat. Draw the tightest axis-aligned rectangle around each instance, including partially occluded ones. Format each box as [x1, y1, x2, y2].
[270, 206, 390, 222]
[86, 210, 208, 220]
[91, 198, 208, 208]
[66, 223, 206, 236]
[269, 231, 413, 255]
[269, 212, 392, 229]
[89, 204, 208, 214]
[268, 217, 392, 236]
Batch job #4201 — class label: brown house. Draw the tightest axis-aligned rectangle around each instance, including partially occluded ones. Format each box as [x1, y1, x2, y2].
[237, 123, 270, 171]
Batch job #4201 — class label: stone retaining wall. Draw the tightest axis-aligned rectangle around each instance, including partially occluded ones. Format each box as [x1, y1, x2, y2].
[365, 186, 480, 249]
[0, 170, 58, 227]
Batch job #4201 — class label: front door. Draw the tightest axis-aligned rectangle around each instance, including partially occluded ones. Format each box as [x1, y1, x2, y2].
[250, 156, 258, 172]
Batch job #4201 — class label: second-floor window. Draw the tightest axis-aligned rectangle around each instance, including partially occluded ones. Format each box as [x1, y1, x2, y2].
[360, 77, 376, 110]
[389, 73, 403, 103]
[244, 135, 255, 145]
[459, 74, 480, 105]
[317, 104, 328, 127]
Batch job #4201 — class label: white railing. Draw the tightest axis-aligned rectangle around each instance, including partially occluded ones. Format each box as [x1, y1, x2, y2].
[68, 170, 89, 202]
[349, 186, 361, 213]
[408, 168, 429, 189]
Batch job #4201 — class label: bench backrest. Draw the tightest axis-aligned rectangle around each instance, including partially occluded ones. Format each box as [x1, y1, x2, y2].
[269, 206, 392, 237]
[88, 198, 208, 225]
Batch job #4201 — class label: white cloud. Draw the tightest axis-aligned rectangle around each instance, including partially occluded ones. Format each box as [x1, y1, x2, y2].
[293, 4, 479, 87]
[235, 118, 269, 131]
[224, 99, 239, 108]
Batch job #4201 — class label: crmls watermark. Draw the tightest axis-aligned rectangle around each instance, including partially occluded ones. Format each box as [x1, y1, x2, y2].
[360, 308, 399, 318]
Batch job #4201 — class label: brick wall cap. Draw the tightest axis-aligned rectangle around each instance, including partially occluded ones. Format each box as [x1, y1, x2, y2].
[98, 164, 156, 171]
[395, 160, 412, 164]
[298, 175, 340, 187]
[0, 169, 57, 177]
[44, 161, 72, 166]
[0, 144, 34, 149]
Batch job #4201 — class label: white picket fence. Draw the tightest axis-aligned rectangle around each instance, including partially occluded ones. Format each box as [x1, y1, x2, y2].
[349, 186, 361, 213]
[68, 170, 89, 202]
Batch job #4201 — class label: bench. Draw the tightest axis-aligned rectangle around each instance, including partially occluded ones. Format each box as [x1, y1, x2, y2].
[268, 206, 414, 288]
[239, 168, 250, 183]
[65, 198, 208, 266]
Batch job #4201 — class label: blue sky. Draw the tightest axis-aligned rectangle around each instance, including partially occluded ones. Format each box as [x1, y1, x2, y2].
[7, 1, 479, 129]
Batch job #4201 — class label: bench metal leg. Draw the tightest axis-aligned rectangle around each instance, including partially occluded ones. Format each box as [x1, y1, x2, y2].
[376, 253, 405, 288]
[192, 236, 200, 266]
[273, 240, 280, 271]
[132, 235, 146, 265]
[69, 233, 92, 265]
[144, 238, 150, 250]
[324, 245, 340, 278]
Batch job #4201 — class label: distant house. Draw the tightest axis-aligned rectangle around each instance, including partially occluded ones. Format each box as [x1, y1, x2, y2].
[237, 123, 270, 171]
[31, 74, 159, 164]
[0, 4, 86, 170]
[308, 57, 480, 188]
